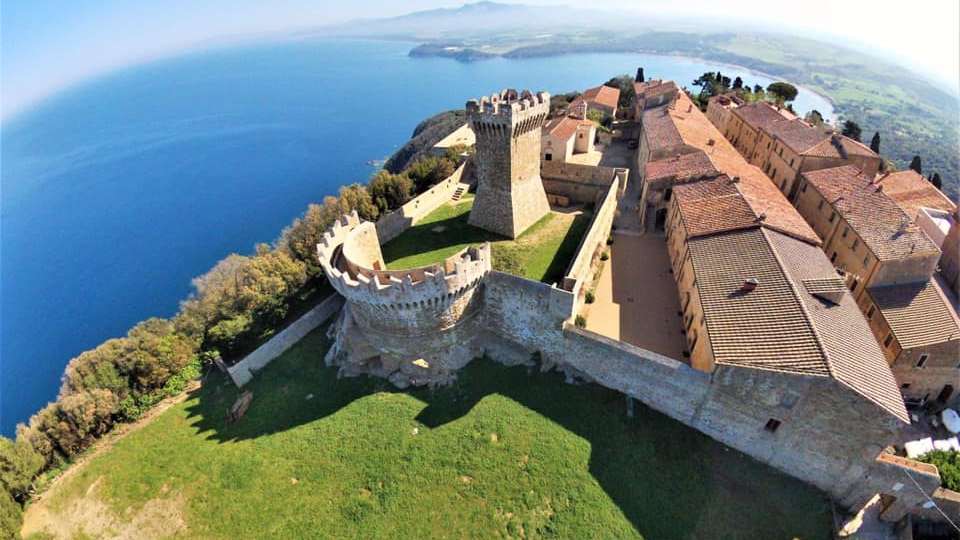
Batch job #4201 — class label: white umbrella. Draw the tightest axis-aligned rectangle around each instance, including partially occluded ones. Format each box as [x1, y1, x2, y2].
[942, 408, 960, 434]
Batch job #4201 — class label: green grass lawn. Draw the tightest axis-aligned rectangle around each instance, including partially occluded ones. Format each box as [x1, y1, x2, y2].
[381, 197, 592, 284]
[28, 326, 832, 540]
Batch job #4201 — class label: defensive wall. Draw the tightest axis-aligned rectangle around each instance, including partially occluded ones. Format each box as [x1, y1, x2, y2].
[227, 294, 344, 387]
[375, 161, 471, 243]
[541, 160, 628, 202]
[560, 177, 618, 298]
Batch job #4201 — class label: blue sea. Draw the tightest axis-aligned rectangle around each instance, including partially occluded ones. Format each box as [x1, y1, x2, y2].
[0, 38, 833, 435]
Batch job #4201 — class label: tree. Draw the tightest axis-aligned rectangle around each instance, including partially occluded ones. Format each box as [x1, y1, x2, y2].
[1, 490, 22, 540]
[337, 184, 378, 222]
[635, 67, 644, 83]
[0, 437, 43, 502]
[407, 156, 455, 193]
[909, 155, 922, 174]
[368, 170, 413, 214]
[753, 84, 763, 94]
[805, 110, 824, 126]
[604, 74, 636, 108]
[841, 120, 862, 142]
[930, 172, 942, 190]
[870, 132, 881, 154]
[766, 82, 798, 103]
[732, 76, 743, 90]
[277, 198, 344, 275]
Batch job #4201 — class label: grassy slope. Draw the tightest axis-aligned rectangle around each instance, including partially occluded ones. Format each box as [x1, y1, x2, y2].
[381, 196, 591, 284]
[30, 326, 832, 539]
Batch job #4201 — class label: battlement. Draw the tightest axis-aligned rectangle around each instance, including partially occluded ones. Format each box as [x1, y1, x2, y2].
[466, 89, 550, 137]
[316, 211, 492, 332]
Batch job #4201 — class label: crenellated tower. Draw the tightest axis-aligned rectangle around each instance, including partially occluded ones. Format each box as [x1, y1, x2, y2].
[466, 89, 551, 238]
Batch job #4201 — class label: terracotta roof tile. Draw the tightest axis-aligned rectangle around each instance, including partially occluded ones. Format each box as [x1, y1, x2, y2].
[582, 85, 620, 109]
[732, 102, 795, 131]
[650, 92, 820, 245]
[544, 116, 590, 142]
[804, 134, 878, 159]
[876, 170, 957, 219]
[644, 150, 720, 184]
[868, 279, 960, 349]
[802, 166, 941, 261]
[766, 119, 830, 153]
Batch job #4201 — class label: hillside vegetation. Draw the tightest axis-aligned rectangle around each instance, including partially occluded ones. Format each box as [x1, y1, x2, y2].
[22, 327, 832, 539]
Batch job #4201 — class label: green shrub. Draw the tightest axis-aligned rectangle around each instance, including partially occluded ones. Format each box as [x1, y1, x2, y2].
[575, 315, 587, 328]
[0, 437, 43, 503]
[606, 235, 613, 246]
[585, 291, 595, 304]
[600, 252, 609, 261]
[917, 450, 960, 491]
[1, 490, 22, 540]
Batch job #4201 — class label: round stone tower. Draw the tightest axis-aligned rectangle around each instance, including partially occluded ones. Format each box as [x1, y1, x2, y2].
[467, 89, 551, 239]
[317, 212, 491, 387]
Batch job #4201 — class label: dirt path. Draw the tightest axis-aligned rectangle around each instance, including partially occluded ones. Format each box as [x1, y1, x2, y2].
[21, 381, 201, 539]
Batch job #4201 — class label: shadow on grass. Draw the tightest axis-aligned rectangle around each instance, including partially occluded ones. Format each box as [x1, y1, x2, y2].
[185, 326, 831, 539]
[537, 211, 592, 285]
[380, 206, 503, 269]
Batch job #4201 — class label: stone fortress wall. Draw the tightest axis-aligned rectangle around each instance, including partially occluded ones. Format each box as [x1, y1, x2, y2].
[467, 89, 552, 238]
[376, 161, 471, 243]
[560, 177, 618, 298]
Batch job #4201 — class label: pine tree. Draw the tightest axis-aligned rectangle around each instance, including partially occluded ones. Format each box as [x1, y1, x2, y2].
[732, 76, 743, 90]
[841, 120, 862, 142]
[869, 132, 880, 154]
[909, 156, 922, 174]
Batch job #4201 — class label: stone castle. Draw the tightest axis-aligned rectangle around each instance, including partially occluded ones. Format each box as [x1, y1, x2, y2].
[312, 84, 959, 526]
[467, 89, 552, 238]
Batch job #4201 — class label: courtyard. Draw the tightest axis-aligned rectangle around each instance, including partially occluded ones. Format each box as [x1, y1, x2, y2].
[381, 195, 591, 285]
[585, 232, 687, 360]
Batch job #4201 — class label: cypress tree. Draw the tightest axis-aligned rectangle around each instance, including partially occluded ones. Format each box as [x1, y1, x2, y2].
[635, 67, 645, 83]
[733, 76, 743, 90]
[909, 156, 922, 174]
[869, 132, 880, 154]
[930, 173, 942, 190]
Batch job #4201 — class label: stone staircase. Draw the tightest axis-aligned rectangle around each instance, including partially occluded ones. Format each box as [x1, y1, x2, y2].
[451, 184, 468, 201]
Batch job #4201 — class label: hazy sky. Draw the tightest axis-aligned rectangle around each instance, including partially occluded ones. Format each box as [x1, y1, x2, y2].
[2, 0, 958, 120]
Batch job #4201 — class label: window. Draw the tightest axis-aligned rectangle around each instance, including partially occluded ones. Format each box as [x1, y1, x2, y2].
[664, 188, 672, 201]
[764, 419, 782, 433]
[852, 239, 859, 251]
[829, 212, 836, 223]
[830, 252, 838, 263]
[867, 305, 876, 320]
[544, 153, 552, 161]
[863, 254, 871, 267]
[883, 333, 894, 348]
[801, 182, 807, 193]
[917, 354, 929, 368]
[790, 158, 795, 167]
[842, 226, 849, 238]
[901, 383, 911, 390]
[817, 200, 824, 210]
[850, 280, 858, 293]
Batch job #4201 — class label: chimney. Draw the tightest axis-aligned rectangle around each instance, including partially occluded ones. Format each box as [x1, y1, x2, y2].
[741, 278, 759, 292]
[755, 212, 767, 222]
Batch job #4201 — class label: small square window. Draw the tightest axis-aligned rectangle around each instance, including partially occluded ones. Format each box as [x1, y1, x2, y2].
[883, 334, 894, 348]
[917, 354, 929, 368]
[842, 227, 849, 238]
[852, 239, 859, 251]
[867, 305, 876, 320]
[863, 255, 870, 266]
[764, 419, 782, 432]
[829, 212, 836, 223]
[900, 383, 911, 390]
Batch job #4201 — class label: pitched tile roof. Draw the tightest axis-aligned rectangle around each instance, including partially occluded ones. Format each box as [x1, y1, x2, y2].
[876, 170, 957, 219]
[802, 166, 941, 261]
[644, 150, 720, 184]
[868, 279, 960, 349]
[635, 80, 678, 98]
[648, 92, 820, 245]
[686, 228, 908, 422]
[766, 119, 831, 154]
[544, 116, 591, 142]
[731, 102, 795, 131]
[674, 177, 759, 237]
[641, 105, 685, 154]
[804, 134, 878, 159]
[582, 85, 620, 109]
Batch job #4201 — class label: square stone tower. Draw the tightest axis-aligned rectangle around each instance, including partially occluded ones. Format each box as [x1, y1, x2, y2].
[466, 89, 551, 239]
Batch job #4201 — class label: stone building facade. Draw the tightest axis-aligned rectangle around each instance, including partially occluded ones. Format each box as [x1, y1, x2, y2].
[466, 89, 552, 238]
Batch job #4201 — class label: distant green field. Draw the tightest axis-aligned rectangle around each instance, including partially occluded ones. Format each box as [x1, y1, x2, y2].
[381, 197, 591, 284]
[26, 326, 832, 539]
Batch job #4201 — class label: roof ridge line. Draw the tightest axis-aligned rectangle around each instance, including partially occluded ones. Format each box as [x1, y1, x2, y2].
[758, 228, 835, 379]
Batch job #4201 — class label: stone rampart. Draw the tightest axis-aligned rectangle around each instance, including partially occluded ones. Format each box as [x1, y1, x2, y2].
[541, 161, 628, 202]
[561, 178, 618, 295]
[466, 89, 551, 136]
[227, 294, 344, 387]
[375, 161, 470, 243]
